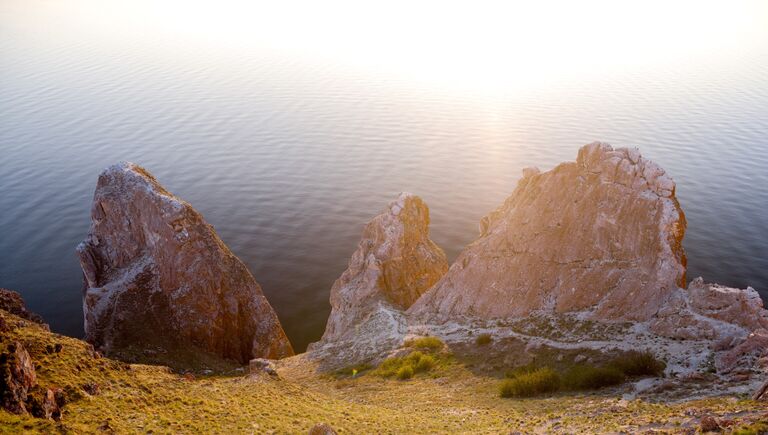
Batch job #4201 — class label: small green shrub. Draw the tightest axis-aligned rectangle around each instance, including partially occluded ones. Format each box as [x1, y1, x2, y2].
[374, 351, 437, 379]
[396, 366, 414, 380]
[504, 363, 539, 379]
[403, 351, 423, 369]
[475, 333, 493, 346]
[413, 354, 436, 372]
[500, 358, 636, 397]
[404, 351, 435, 373]
[405, 336, 444, 351]
[499, 367, 560, 398]
[608, 351, 666, 377]
[562, 365, 625, 391]
[375, 356, 404, 378]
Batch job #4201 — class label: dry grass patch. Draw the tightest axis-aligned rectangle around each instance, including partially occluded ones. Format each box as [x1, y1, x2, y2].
[3, 310, 765, 434]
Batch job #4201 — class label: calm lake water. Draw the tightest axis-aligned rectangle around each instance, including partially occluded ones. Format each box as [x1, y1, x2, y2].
[1, 1, 767, 351]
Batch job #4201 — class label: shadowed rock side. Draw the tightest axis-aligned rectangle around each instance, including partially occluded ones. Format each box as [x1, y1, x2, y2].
[309, 193, 448, 365]
[76, 162, 293, 364]
[409, 142, 687, 322]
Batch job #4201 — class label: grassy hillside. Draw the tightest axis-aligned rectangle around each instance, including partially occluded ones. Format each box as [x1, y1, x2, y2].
[1, 310, 767, 434]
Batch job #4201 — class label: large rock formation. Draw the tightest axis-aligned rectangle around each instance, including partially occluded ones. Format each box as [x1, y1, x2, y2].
[307, 143, 768, 380]
[76, 162, 293, 363]
[409, 142, 687, 322]
[310, 193, 448, 363]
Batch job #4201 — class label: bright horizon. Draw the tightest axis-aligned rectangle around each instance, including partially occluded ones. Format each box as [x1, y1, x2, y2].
[9, 0, 768, 93]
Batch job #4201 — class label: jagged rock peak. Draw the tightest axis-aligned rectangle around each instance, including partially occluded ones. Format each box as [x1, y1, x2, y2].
[410, 142, 687, 322]
[76, 162, 293, 364]
[312, 193, 448, 360]
[369, 192, 448, 308]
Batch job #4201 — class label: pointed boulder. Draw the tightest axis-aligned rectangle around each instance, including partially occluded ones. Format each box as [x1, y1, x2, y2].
[312, 193, 448, 362]
[76, 163, 293, 363]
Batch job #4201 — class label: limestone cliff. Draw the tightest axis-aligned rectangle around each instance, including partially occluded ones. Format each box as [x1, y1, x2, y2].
[409, 142, 687, 322]
[76, 162, 293, 363]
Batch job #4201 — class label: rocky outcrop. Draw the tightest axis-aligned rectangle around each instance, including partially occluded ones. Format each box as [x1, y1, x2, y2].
[309, 193, 447, 364]
[650, 278, 768, 341]
[25, 386, 61, 420]
[76, 162, 293, 363]
[0, 289, 44, 324]
[716, 329, 768, 373]
[309, 423, 338, 435]
[409, 142, 687, 322]
[305, 143, 768, 378]
[0, 342, 36, 414]
[0, 340, 60, 419]
[754, 378, 768, 401]
[249, 358, 278, 376]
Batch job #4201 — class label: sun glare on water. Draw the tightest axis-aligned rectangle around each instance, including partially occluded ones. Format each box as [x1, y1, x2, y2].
[13, 0, 768, 91]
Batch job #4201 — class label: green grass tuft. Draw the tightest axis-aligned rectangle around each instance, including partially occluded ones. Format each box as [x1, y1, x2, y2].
[608, 351, 666, 377]
[500, 358, 637, 397]
[499, 368, 561, 398]
[374, 351, 439, 379]
[375, 356, 406, 378]
[413, 354, 436, 372]
[562, 365, 625, 391]
[396, 366, 414, 380]
[405, 336, 444, 351]
[504, 363, 539, 379]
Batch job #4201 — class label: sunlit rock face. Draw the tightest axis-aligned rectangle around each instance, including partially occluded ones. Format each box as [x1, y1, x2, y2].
[76, 163, 293, 363]
[310, 193, 448, 363]
[409, 142, 687, 322]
